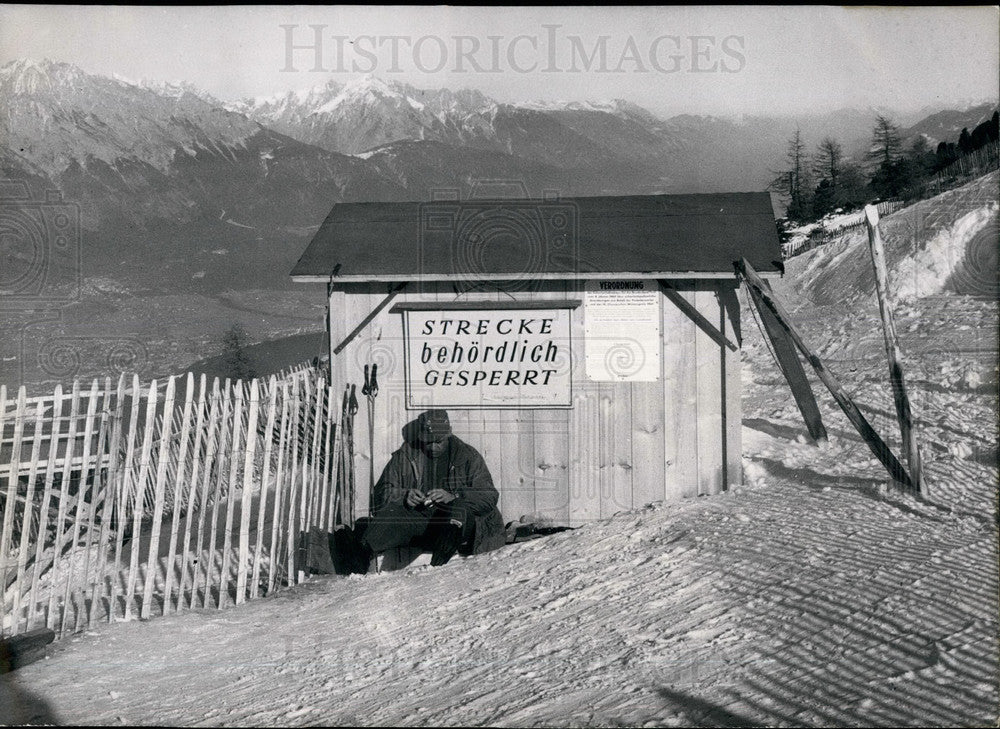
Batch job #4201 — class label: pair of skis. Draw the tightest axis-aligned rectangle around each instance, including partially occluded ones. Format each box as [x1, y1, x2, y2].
[331, 383, 357, 528]
[331, 363, 378, 529]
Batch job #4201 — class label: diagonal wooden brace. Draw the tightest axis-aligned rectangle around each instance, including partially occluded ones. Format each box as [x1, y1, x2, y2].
[746, 280, 828, 444]
[736, 258, 913, 489]
[658, 280, 738, 352]
[333, 282, 408, 355]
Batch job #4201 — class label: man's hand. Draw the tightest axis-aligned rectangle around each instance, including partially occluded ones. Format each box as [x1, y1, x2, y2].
[404, 489, 427, 508]
[426, 489, 456, 505]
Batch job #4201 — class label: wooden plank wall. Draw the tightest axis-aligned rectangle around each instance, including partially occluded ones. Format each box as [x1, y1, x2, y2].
[331, 278, 741, 528]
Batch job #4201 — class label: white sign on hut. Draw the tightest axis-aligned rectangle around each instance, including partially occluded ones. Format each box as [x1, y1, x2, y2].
[291, 193, 782, 525]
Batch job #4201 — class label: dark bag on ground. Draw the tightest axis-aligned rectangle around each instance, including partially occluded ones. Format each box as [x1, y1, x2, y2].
[306, 526, 337, 575]
[307, 522, 374, 576]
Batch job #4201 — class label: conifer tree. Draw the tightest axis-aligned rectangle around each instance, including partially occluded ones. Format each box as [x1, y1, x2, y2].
[221, 324, 257, 381]
[813, 137, 844, 195]
[868, 114, 902, 167]
[769, 129, 812, 222]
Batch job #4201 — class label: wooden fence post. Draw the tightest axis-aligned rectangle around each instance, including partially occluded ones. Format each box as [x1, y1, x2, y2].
[110, 374, 142, 623]
[90, 373, 126, 627]
[28, 385, 62, 631]
[177, 374, 208, 611]
[864, 205, 927, 496]
[297, 377, 315, 581]
[161, 373, 193, 614]
[48, 380, 81, 632]
[73, 379, 109, 632]
[235, 379, 260, 604]
[203, 379, 233, 609]
[218, 380, 246, 610]
[163, 373, 195, 615]
[11, 393, 46, 635]
[124, 380, 158, 622]
[250, 377, 279, 600]
[140, 376, 175, 619]
[268, 381, 291, 594]
[189, 377, 221, 610]
[60, 380, 100, 634]
[285, 378, 302, 586]
[0, 386, 26, 636]
[746, 282, 828, 444]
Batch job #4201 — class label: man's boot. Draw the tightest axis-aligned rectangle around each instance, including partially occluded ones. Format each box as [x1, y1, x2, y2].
[430, 519, 463, 566]
[342, 524, 372, 575]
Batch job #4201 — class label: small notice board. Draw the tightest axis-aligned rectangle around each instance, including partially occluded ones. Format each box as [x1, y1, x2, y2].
[584, 279, 661, 381]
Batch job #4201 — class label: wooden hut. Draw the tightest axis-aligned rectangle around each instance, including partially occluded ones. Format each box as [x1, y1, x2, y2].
[291, 193, 782, 526]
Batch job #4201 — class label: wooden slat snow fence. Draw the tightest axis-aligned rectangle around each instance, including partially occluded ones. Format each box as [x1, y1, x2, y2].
[782, 199, 908, 259]
[0, 362, 345, 639]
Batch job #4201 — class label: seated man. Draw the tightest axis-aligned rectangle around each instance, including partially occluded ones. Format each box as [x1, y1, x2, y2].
[353, 409, 505, 571]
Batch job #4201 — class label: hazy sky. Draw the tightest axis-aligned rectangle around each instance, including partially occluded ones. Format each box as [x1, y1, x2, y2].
[1, 5, 997, 116]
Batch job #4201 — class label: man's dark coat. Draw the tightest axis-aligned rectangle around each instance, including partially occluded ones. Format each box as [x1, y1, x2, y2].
[373, 436, 506, 555]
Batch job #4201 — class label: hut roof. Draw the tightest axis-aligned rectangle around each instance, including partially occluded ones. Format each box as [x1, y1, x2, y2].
[291, 192, 782, 281]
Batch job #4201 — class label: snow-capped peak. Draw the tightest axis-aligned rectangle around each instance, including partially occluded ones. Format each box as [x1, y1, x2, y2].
[227, 75, 495, 129]
[111, 71, 140, 87]
[514, 97, 655, 120]
[225, 80, 344, 116]
[141, 78, 221, 105]
[517, 98, 613, 112]
[0, 58, 88, 94]
[312, 74, 410, 114]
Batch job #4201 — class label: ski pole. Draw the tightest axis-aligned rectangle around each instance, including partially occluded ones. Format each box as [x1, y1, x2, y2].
[330, 386, 347, 526]
[339, 385, 350, 526]
[347, 383, 359, 526]
[363, 364, 378, 516]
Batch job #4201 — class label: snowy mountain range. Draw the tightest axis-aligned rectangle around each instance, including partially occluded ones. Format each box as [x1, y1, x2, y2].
[1, 58, 995, 293]
[227, 76, 497, 155]
[225, 75, 671, 175]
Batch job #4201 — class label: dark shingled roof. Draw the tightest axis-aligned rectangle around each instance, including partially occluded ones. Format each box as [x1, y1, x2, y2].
[290, 192, 781, 280]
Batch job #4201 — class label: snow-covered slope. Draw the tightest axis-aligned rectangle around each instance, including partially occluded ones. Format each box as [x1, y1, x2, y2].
[4, 476, 995, 726]
[785, 172, 999, 307]
[745, 171, 997, 512]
